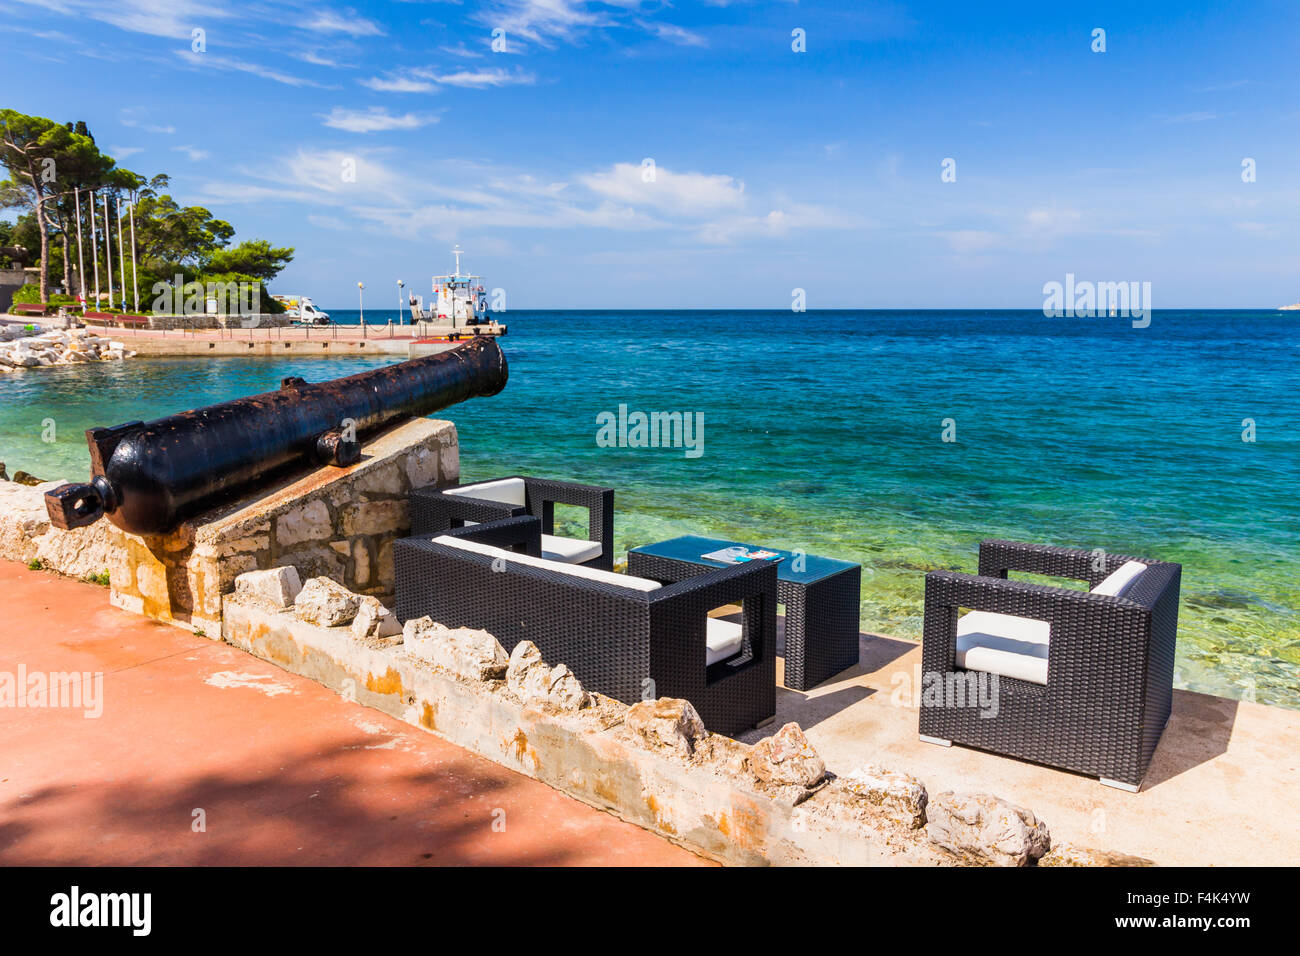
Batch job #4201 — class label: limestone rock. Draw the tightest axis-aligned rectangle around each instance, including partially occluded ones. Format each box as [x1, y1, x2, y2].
[926, 792, 1050, 866]
[505, 641, 590, 712]
[1039, 843, 1154, 867]
[403, 616, 508, 682]
[276, 499, 332, 546]
[840, 764, 928, 828]
[351, 595, 402, 642]
[294, 576, 360, 626]
[235, 566, 302, 610]
[625, 698, 710, 758]
[506, 640, 549, 697]
[748, 722, 825, 789]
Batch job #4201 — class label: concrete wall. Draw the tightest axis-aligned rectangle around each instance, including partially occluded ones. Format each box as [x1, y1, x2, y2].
[0, 268, 27, 312]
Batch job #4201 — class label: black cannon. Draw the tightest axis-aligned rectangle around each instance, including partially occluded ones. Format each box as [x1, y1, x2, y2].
[45, 336, 508, 536]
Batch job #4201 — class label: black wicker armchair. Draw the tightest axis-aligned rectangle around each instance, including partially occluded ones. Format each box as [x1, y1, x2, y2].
[394, 516, 777, 736]
[919, 540, 1181, 791]
[410, 475, 615, 570]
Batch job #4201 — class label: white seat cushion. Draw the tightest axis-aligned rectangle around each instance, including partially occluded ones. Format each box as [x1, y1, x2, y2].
[433, 535, 661, 593]
[444, 477, 527, 508]
[1091, 560, 1147, 597]
[540, 533, 602, 565]
[956, 610, 1050, 685]
[706, 617, 744, 665]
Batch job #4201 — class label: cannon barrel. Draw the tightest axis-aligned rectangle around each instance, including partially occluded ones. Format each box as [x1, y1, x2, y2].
[45, 336, 507, 536]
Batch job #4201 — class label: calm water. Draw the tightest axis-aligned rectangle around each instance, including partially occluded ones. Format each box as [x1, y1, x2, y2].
[2, 310, 1297, 707]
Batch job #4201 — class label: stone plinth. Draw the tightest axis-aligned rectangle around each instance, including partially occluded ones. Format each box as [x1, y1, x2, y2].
[109, 417, 458, 635]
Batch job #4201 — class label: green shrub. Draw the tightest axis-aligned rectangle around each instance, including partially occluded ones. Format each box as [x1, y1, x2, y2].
[11, 283, 41, 305]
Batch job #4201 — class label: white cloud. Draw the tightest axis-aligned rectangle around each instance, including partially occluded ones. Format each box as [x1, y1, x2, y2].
[307, 213, 348, 230]
[109, 145, 145, 159]
[120, 108, 175, 134]
[1163, 111, 1221, 124]
[12, 0, 233, 40]
[172, 144, 210, 161]
[361, 66, 534, 91]
[580, 163, 746, 215]
[321, 107, 438, 133]
[197, 152, 856, 250]
[937, 229, 1005, 253]
[439, 41, 484, 59]
[293, 50, 347, 68]
[636, 19, 707, 47]
[422, 67, 535, 88]
[173, 50, 328, 88]
[360, 74, 438, 93]
[473, 0, 607, 47]
[304, 9, 385, 37]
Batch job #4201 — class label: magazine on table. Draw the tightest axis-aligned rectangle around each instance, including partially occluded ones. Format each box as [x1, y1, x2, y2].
[701, 546, 784, 565]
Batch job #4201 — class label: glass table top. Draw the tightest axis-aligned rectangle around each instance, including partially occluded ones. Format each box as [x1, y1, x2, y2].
[628, 534, 859, 586]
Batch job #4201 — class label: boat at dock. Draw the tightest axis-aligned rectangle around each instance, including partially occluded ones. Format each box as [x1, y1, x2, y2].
[406, 246, 506, 338]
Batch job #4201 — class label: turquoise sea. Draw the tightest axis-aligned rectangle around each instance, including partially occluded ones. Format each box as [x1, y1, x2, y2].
[2, 310, 1297, 707]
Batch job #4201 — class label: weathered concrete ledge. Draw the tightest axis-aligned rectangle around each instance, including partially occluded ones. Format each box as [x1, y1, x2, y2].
[222, 580, 1151, 867]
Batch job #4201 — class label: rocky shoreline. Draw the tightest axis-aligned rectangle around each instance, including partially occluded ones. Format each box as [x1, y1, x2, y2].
[0, 323, 137, 371]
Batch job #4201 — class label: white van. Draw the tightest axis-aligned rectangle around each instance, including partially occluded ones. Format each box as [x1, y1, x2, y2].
[271, 294, 331, 325]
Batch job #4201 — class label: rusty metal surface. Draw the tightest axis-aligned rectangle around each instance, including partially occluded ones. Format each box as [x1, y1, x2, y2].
[45, 336, 507, 535]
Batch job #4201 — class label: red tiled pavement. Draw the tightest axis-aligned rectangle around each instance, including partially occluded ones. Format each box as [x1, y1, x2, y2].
[0, 561, 710, 866]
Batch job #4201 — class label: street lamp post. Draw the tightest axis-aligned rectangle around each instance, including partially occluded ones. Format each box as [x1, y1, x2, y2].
[397, 279, 405, 326]
[358, 281, 365, 339]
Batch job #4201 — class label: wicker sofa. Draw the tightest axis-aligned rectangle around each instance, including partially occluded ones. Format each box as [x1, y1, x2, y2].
[918, 540, 1181, 791]
[394, 516, 777, 736]
[410, 476, 614, 570]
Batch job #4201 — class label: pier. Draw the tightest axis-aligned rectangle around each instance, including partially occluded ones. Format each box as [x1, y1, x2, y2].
[79, 319, 505, 359]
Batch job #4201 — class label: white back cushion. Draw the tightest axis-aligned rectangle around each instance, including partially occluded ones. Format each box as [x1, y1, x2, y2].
[706, 617, 744, 665]
[445, 477, 527, 508]
[433, 535, 661, 593]
[956, 611, 1050, 685]
[540, 534, 602, 565]
[1091, 560, 1147, 597]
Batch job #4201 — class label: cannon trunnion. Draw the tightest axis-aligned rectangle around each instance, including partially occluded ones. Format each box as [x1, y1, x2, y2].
[45, 336, 508, 536]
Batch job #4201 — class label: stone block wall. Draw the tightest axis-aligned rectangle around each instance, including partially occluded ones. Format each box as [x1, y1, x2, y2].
[108, 417, 458, 635]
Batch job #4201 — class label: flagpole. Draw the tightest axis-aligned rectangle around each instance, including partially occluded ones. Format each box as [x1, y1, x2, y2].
[89, 189, 100, 309]
[103, 192, 114, 310]
[74, 187, 87, 308]
[128, 200, 140, 313]
[116, 198, 127, 312]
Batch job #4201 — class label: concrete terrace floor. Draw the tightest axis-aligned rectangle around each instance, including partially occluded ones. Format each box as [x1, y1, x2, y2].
[735, 626, 1300, 866]
[0, 561, 708, 867]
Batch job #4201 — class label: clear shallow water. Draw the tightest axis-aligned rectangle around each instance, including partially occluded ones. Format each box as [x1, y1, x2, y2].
[2, 310, 1297, 707]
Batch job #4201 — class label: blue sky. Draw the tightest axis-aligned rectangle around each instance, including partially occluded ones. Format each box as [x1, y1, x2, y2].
[1, 0, 1297, 308]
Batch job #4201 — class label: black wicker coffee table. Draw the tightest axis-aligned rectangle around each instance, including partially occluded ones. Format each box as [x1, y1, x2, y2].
[627, 535, 861, 691]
